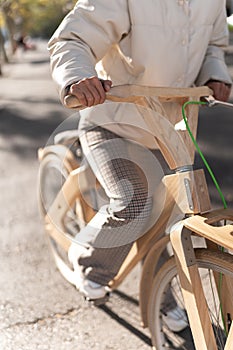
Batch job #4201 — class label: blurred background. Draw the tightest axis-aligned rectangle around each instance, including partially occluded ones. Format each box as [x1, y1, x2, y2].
[0, 0, 76, 61]
[0, 2, 232, 350]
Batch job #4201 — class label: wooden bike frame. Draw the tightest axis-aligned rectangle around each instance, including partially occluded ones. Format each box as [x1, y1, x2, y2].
[40, 85, 233, 349]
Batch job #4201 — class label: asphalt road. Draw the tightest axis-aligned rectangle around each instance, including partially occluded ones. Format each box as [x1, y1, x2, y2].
[0, 39, 232, 350]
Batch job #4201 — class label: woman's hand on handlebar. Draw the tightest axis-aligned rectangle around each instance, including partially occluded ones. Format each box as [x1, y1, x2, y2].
[68, 77, 112, 107]
[206, 80, 231, 102]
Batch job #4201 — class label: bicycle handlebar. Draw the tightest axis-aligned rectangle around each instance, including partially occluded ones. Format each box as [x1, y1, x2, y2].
[64, 84, 212, 109]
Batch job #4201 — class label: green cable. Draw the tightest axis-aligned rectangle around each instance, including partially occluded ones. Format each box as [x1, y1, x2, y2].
[182, 99, 228, 335]
[181, 100, 227, 209]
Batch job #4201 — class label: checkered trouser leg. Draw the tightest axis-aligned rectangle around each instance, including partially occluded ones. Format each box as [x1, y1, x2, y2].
[78, 126, 157, 285]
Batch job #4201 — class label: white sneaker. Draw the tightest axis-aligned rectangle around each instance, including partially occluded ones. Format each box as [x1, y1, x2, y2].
[162, 306, 188, 332]
[68, 242, 110, 301]
[79, 279, 110, 300]
[68, 242, 86, 289]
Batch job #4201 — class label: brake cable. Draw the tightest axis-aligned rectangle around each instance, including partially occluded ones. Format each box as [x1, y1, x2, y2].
[181, 96, 233, 335]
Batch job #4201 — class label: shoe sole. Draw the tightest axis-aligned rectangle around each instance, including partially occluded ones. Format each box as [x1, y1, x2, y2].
[85, 292, 110, 306]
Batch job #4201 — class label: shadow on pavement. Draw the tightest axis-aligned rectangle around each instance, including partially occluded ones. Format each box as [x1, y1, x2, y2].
[0, 103, 65, 159]
[99, 289, 195, 349]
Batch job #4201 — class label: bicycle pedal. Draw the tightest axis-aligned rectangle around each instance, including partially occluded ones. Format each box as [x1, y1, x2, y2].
[85, 292, 110, 306]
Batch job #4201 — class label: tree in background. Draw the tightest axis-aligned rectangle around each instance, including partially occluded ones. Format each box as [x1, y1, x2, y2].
[26, 0, 76, 38]
[0, 0, 77, 66]
[0, 8, 9, 67]
[0, 0, 76, 57]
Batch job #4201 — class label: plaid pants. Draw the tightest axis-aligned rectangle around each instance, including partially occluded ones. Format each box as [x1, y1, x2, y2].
[78, 126, 165, 285]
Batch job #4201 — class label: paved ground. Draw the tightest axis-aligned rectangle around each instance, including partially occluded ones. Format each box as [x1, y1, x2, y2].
[0, 40, 153, 350]
[0, 39, 232, 350]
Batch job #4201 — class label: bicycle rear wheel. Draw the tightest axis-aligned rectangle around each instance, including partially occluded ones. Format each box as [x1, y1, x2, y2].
[148, 248, 233, 350]
[38, 149, 85, 263]
[38, 143, 109, 284]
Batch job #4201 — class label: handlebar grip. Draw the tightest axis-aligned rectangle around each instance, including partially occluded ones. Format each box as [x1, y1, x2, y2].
[63, 91, 138, 109]
[64, 92, 143, 109]
[64, 94, 83, 109]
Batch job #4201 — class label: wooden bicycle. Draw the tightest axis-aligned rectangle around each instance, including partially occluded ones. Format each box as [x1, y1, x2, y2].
[38, 85, 233, 350]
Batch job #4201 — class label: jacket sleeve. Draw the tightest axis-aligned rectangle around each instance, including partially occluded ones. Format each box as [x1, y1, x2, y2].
[48, 0, 130, 100]
[195, 4, 232, 86]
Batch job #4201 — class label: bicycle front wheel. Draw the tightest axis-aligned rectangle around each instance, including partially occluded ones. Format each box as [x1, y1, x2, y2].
[148, 248, 233, 350]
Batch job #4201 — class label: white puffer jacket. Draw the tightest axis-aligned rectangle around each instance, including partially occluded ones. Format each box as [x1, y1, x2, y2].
[48, 0, 232, 147]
